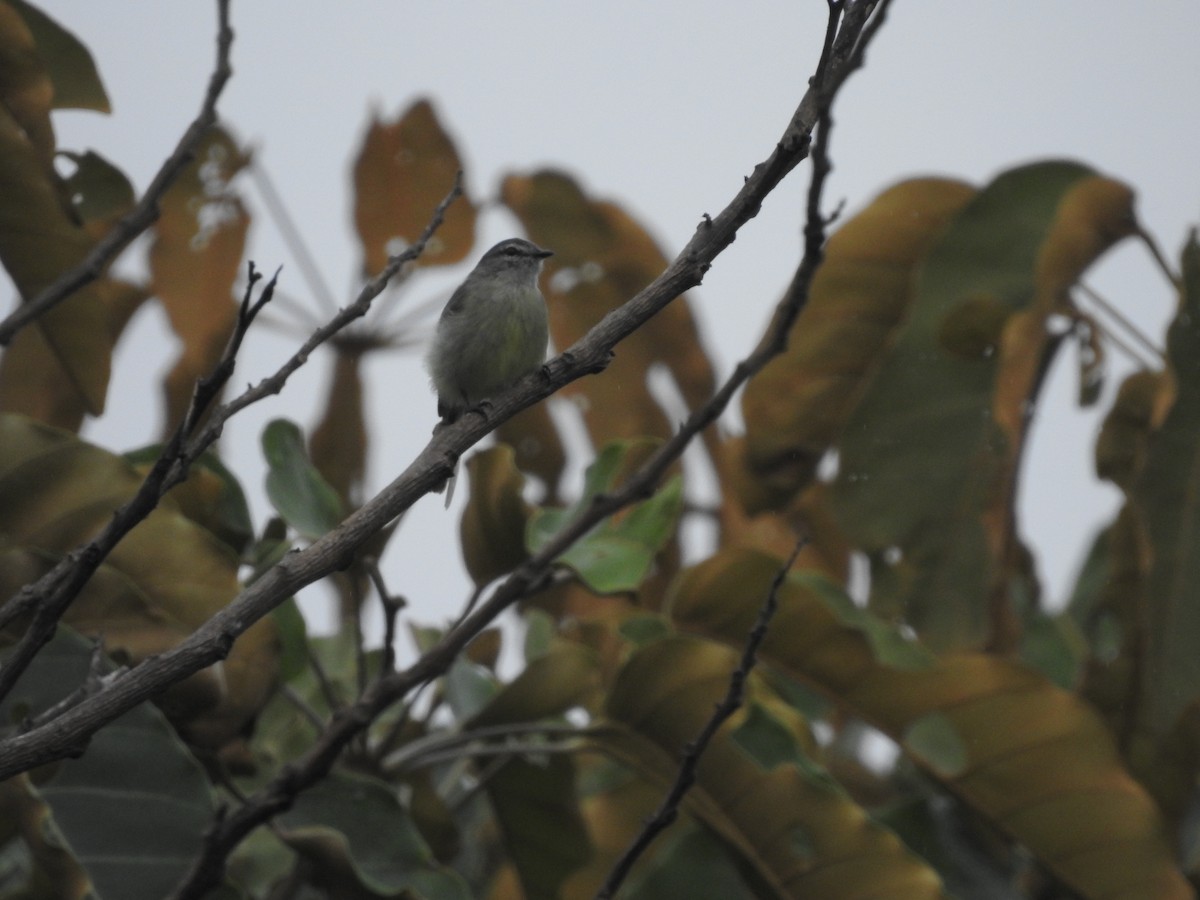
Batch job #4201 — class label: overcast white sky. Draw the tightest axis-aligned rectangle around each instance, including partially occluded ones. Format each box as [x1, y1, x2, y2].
[32, 2, 1200, 642]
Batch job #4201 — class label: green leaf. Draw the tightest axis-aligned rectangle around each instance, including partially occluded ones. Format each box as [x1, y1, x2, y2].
[832, 161, 1136, 650]
[484, 755, 590, 900]
[731, 702, 802, 771]
[1135, 228, 1200, 737]
[7, 0, 110, 112]
[527, 440, 683, 594]
[271, 597, 309, 684]
[792, 571, 935, 671]
[1020, 611, 1087, 690]
[277, 771, 470, 899]
[522, 608, 555, 662]
[444, 658, 498, 722]
[467, 642, 597, 729]
[904, 713, 968, 778]
[261, 418, 342, 540]
[1, 628, 215, 900]
[623, 823, 762, 900]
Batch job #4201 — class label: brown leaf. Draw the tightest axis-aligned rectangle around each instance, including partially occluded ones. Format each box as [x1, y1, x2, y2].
[460, 445, 532, 588]
[501, 170, 717, 448]
[672, 547, 1193, 900]
[148, 126, 250, 434]
[352, 99, 477, 275]
[309, 345, 368, 507]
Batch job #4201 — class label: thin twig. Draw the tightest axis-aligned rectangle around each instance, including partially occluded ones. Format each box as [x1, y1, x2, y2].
[0, 269, 280, 703]
[0, 7, 892, 891]
[0, 0, 235, 346]
[382, 721, 583, 775]
[593, 539, 806, 899]
[365, 558, 405, 679]
[159, 4, 872, 890]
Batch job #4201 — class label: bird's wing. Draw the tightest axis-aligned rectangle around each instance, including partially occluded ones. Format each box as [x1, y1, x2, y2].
[440, 280, 472, 320]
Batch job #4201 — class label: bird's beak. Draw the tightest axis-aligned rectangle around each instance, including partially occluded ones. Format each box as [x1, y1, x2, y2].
[534, 247, 554, 259]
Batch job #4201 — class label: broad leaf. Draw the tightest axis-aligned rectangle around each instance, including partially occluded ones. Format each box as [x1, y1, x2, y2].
[671, 547, 1193, 900]
[527, 440, 683, 595]
[352, 98, 477, 274]
[0, 629, 214, 900]
[832, 161, 1136, 650]
[277, 771, 470, 899]
[262, 418, 343, 540]
[0, 413, 279, 747]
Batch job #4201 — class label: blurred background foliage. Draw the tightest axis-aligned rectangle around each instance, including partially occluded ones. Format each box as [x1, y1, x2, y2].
[0, 4, 1198, 899]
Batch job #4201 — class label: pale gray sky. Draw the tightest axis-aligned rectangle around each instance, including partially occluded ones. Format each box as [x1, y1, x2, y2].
[34, 2, 1200, 642]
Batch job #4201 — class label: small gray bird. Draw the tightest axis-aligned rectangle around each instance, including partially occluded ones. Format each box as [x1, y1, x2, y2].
[426, 237, 553, 424]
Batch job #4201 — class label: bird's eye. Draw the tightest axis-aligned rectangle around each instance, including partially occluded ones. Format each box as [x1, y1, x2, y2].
[504, 246, 520, 256]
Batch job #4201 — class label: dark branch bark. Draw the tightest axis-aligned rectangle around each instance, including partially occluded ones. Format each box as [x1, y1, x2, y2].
[0, 6, 895, 896]
[594, 540, 807, 899]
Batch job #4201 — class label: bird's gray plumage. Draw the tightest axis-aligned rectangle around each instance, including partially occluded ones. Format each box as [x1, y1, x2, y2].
[426, 237, 553, 423]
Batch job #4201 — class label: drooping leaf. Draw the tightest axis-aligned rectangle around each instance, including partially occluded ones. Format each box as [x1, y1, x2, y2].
[485, 754, 591, 900]
[1134, 229, 1200, 738]
[495, 402, 568, 502]
[6, 0, 110, 112]
[276, 770, 471, 899]
[832, 161, 1137, 650]
[741, 178, 977, 505]
[596, 635, 948, 899]
[352, 98, 477, 274]
[527, 440, 683, 595]
[308, 344, 368, 509]
[671, 547, 1193, 900]
[0, 278, 147, 431]
[148, 125, 249, 434]
[0, 413, 279, 747]
[460, 444, 533, 588]
[501, 170, 717, 452]
[0, 103, 114, 418]
[262, 418, 343, 540]
[0, 628, 214, 900]
[0, 2, 56, 167]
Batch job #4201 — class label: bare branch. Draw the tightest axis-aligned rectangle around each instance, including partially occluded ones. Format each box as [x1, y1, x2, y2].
[0, 8, 894, 895]
[594, 539, 806, 899]
[0, 269, 280, 702]
[0, 0, 235, 346]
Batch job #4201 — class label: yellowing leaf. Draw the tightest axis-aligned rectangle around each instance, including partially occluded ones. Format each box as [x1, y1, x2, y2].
[832, 161, 1136, 650]
[148, 126, 250, 433]
[597, 635, 948, 899]
[352, 99, 477, 274]
[460, 444, 533, 588]
[671, 547, 1193, 900]
[742, 178, 976, 504]
[0, 413, 279, 747]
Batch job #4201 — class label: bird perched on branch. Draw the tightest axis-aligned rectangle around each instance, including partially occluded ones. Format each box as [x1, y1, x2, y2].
[426, 237, 553, 502]
[426, 237, 553, 424]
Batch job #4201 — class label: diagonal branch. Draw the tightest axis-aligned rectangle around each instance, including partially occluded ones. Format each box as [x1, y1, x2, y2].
[0, 268, 281, 703]
[594, 538, 808, 899]
[0, 0, 234, 346]
[0, 177, 462, 705]
[0, 8, 894, 881]
[162, 5, 884, 895]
